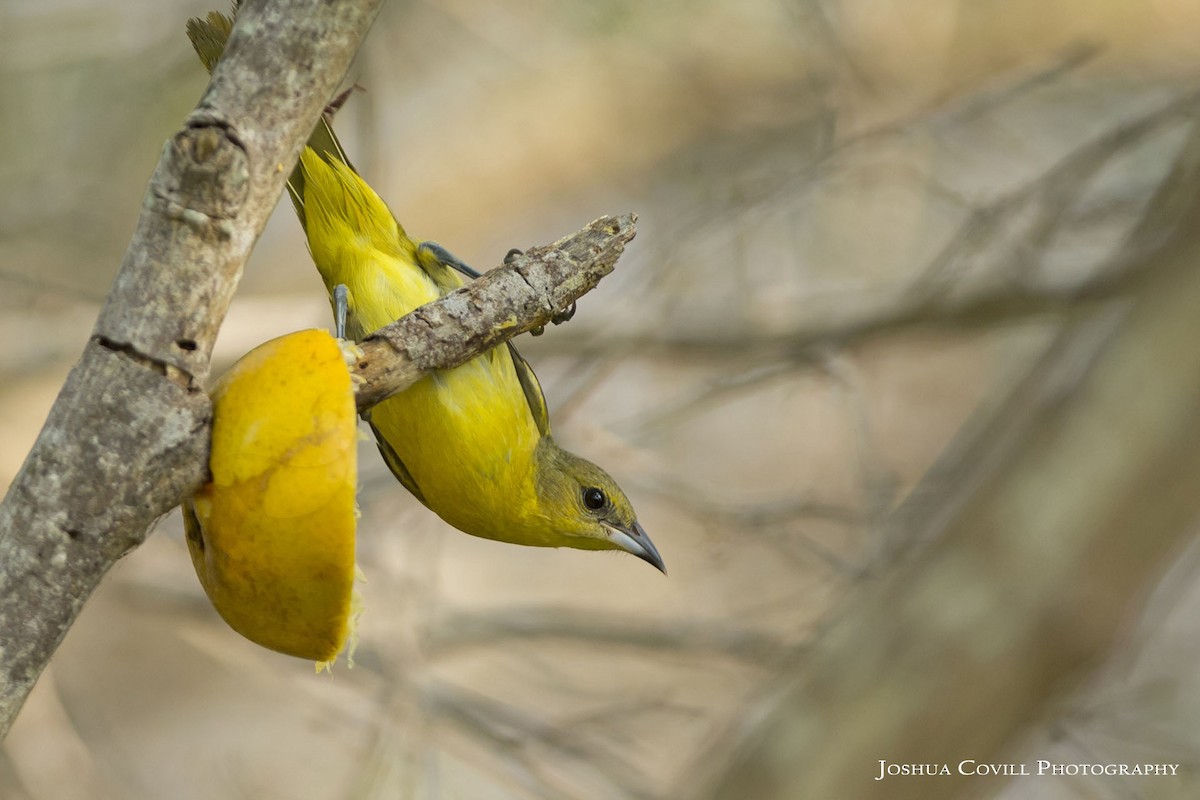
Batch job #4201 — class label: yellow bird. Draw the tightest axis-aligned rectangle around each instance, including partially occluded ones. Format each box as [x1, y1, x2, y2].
[295, 146, 664, 572]
[185, 11, 661, 570]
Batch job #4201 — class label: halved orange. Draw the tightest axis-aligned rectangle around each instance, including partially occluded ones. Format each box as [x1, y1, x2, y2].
[183, 329, 359, 665]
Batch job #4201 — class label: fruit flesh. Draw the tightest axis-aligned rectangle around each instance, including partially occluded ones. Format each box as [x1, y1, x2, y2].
[184, 329, 358, 663]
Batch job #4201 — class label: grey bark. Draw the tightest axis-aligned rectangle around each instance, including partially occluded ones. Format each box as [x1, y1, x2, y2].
[352, 215, 636, 409]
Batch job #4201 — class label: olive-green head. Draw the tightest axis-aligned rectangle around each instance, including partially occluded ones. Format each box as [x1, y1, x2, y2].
[533, 439, 665, 573]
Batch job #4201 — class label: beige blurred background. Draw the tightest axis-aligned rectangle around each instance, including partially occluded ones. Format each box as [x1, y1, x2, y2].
[3, 0, 1200, 798]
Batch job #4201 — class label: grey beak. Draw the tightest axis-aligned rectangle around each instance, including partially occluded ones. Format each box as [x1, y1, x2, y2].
[605, 520, 667, 574]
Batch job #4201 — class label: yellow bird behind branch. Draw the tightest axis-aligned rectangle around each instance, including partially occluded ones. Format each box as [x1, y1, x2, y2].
[186, 9, 662, 569]
[296, 148, 664, 572]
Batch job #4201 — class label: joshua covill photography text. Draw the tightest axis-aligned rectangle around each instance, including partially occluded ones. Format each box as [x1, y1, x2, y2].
[876, 760, 1181, 781]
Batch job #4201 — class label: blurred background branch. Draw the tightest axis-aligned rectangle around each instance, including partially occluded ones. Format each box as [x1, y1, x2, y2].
[692, 109, 1200, 800]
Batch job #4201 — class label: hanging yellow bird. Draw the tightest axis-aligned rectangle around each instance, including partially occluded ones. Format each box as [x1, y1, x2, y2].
[187, 8, 663, 572]
[295, 147, 664, 572]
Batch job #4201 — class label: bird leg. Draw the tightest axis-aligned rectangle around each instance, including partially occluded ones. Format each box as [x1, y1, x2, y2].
[333, 284, 349, 340]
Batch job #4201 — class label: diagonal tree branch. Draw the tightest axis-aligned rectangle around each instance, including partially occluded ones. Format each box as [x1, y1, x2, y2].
[352, 214, 636, 409]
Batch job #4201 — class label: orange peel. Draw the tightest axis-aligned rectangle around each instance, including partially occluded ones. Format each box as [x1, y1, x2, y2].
[183, 329, 359, 665]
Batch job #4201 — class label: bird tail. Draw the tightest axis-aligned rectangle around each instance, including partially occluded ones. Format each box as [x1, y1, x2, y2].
[299, 148, 412, 279]
[187, 6, 454, 291]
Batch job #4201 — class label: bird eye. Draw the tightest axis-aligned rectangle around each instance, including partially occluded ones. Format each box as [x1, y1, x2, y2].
[582, 487, 607, 511]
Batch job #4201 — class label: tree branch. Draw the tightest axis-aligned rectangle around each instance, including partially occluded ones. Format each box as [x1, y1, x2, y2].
[352, 214, 636, 409]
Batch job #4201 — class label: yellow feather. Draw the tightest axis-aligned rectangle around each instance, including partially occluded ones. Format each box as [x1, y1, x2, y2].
[299, 147, 664, 571]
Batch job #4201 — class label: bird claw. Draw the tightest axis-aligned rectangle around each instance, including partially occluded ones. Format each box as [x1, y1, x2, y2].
[551, 302, 577, 326]
[531, 303, 576, 336]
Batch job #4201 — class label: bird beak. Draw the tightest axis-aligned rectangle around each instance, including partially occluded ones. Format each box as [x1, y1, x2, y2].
[604, 521, 666, 574]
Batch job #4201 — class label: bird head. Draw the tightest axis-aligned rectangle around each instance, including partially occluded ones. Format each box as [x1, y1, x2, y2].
[532, 439, 665, 573]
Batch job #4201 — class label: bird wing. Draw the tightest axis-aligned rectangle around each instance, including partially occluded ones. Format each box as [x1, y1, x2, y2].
[364, 343, 550, 504]
[505, 342, 551, 438]
[367, 412, 430, 507]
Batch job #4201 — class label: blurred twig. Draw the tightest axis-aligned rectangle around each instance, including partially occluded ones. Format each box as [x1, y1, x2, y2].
[912, 86, 1200, 294]
[690, 107, 1200, 800]
[618, 358, 814, 439]
[550, 79, 1198, 368]
[609, 88, 1199, 474]
[430, 682, 660, 800]
[426, 608, 793, 667]
[628, 43, 1105, 302]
